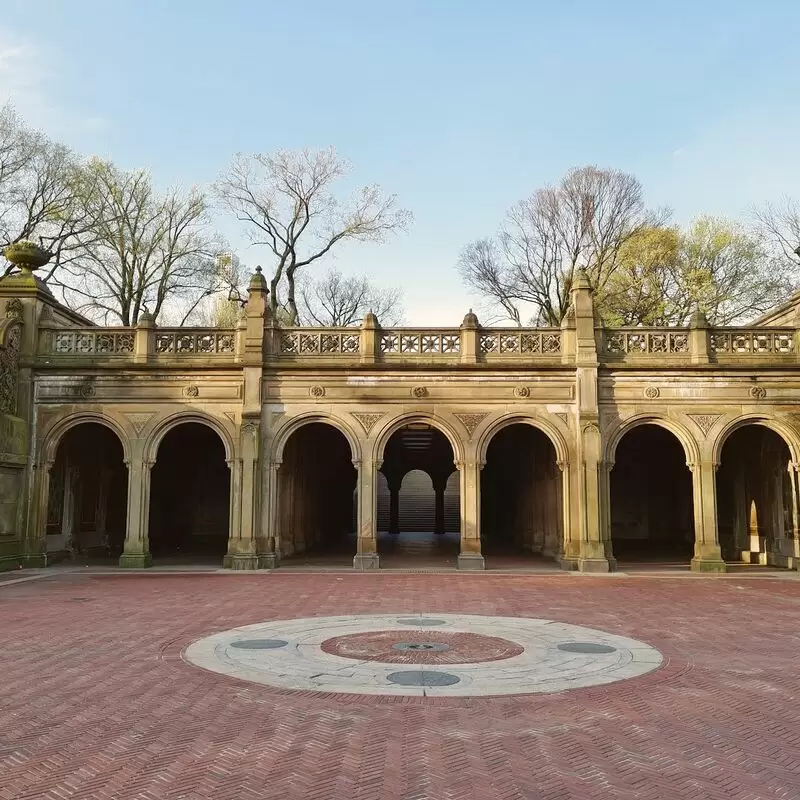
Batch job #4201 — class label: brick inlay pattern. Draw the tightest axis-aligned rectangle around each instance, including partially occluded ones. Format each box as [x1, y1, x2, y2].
[2, 572, 800, 799]
[320, 629, 524, 664]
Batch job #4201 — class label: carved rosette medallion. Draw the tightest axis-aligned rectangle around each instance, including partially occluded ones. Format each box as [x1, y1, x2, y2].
[454, 412, 489, 437]
[644, 386, 660, 399]
[412, 386, 428, 399]
[688, 414, 721, 438]
[749, 385, 766, 401]
[351, 412, 384, 435]
[513, 386, 530, 399]
[309, 385, 326, 399]
[80, 383, 96, 398]
[183, 385, 199, 398]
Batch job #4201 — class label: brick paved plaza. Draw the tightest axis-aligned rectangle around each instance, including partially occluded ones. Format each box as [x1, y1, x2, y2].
[2, 570, 800, 799]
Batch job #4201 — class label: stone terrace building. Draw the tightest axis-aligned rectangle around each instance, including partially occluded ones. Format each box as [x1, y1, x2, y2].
[2, 266, 800, 573]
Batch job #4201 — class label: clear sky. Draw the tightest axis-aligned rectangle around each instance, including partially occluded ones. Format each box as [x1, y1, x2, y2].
[2, 0, 799, 324]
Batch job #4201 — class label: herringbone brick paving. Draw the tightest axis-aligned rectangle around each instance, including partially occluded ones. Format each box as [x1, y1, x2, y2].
[1, 572, 799, 799]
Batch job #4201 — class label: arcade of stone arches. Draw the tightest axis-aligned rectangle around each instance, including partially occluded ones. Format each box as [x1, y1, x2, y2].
[38, 410, 800, 572]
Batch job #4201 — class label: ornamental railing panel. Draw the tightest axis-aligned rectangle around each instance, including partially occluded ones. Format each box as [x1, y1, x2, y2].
[603, 329, 690, 355]
[49, 329, 135, 355]
[379, 330, 461, 355]
[479, 329, 562, 355]
[278, 328, 361, 355]
[709, 328, 795, 355]
[153, 329, 236, 355]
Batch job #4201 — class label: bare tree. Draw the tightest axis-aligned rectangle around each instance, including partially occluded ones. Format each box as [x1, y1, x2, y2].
[754, 198, 800, 269]
[215, 148, 411, 324]
[299, 268, 404, 326]
[458, 166, 667, 325]
[57, 158, 223, 325]
[0, 105, 92, 279]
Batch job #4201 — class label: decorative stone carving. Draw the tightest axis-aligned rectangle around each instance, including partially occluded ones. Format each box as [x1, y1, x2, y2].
[223, 412, 237, 425]
[454, 412, 488, 437]
[351, 412, 384, 435]
[411, 386, 428, 399]
[309, 385, 326, 398]
[688, 414, 721, 437]
[555, 412, 569, 426]
[5, 298, 24, 320]
[0, 322, 22, 415]
[241, 422, 258, 437]
[513, 386, 530, 398]
[80, 383, 95, 398]
[183, 385, 199, 398]
[644, 386, 660, 399]
[125, 413, 154, 436]
[749, 385, 766, 400]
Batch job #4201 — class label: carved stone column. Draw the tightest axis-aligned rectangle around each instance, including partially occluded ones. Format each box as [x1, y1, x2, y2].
[565, 423, 612, 572]
[119, 457, 153, 568]
[457, 460, 485, 570]
[788, 463, 800, 570]
[258, 459, 280, 568]
[433, 481, 446, 535]
[224, 421, 259, 570]
[689, 460, 726, 572]
[353, 458, 380, 569]
[28, 458, 53, 567]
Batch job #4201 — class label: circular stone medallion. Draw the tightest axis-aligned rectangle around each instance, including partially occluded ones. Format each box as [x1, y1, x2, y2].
[183, 614, 663, 697]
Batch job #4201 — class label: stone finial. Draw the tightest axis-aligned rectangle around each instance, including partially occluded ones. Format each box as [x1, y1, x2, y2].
[689, 307, 710, 329]
[572, 268, 592, 291]
[461, 308, 479, 328]
[137, 311, 155, 327]
[560, 303, 576, 329]
[361, 309, 379, 328]
[248, 265, 268, 293]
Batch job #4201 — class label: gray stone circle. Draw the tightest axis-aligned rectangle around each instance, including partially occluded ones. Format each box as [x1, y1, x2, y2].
[396, 617, 447, 626]
[387, 670, 461, 687]
[558, 642, 617, 654]
[230, 639, 289, 650]
[392, 642, 450, 652]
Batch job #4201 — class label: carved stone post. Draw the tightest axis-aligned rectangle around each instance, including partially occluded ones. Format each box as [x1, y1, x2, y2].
[119, 456, 153, 568]
[688, 308, 711, 365]
[353, 458, 380, 569]
[360, 311, 379, 365]
[788, 463, 799, 569]
[259, 460, 281, 567]
[224, 422, 260, 569]
[460, 310, 479, 365]
[134, 312, 154, 364]
[457, 460, 485, 570]
[689, 460, 726, 572]
[565, 269, 611, 572]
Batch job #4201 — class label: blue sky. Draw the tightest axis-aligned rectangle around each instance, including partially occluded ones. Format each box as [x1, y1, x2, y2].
[2, 0, 799, 324]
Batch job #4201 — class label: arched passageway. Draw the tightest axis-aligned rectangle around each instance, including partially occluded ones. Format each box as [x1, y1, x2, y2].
[277, 423, 356, 564]
[148, 423, 230, 562]
[610, 425, 694, 564]
[717, 425, 796, 567]
[481, 424, 562, 566]
[46, 423, 128, 563]
[378, 423, 460, 566]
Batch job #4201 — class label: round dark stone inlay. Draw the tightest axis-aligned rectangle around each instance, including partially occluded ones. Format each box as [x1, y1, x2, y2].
[392, 642, 450, 652]
[230, 639, 289, 650]
[557, 642, 617, 654]
[387, 670, 461, 687]
[396, 617, 447, 627]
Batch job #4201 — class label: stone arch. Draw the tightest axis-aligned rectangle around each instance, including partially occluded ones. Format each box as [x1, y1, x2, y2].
[144, 411, 235, 464]
[271, 412, 361, 465]
[605, 414, 701, 468]
[477, 413, 570, 467]
[41, 411, 131, 466]
[374, 412, 465, 466]
[711, 414, 800, 466]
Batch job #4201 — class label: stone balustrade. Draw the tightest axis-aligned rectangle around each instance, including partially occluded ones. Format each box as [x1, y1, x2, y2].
[34, 318, 800, 368]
